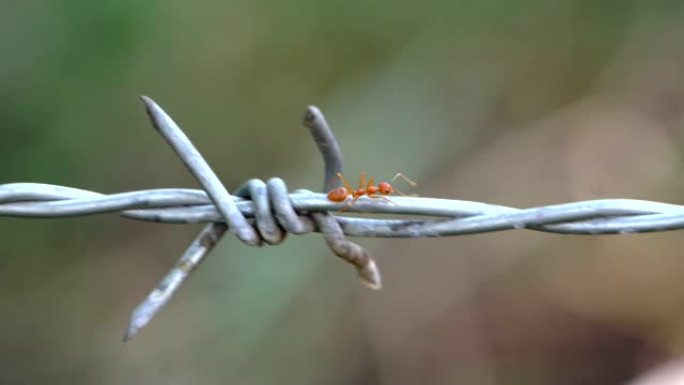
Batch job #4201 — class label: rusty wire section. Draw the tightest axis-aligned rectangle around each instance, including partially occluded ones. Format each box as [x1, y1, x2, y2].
[3, 97, 684, 340]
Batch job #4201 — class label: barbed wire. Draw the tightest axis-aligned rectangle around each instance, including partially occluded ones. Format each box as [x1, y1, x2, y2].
[3, 97, 684, 341]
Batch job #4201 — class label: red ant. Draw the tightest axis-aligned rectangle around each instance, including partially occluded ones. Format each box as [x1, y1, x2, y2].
[327, 172, 417, 209]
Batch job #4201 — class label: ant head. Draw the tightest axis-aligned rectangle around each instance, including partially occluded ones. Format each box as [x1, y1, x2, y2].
[378, 182, 393, 195]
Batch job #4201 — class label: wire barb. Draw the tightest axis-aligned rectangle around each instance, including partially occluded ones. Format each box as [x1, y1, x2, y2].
[123, 222, 227, 341]
[303, 105, 381, 289]
[141, 96, 258, 246]
[2, 97, 684, 341]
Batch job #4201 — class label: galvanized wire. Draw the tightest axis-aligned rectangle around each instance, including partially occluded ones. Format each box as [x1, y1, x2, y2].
[6, 183, 684, 235]
[2, 97, 683, 341]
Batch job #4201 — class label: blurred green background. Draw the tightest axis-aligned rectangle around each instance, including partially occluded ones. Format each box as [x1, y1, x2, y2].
[3, 1, 684, 384]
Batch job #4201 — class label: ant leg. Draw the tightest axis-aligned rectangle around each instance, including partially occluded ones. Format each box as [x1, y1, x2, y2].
[367, 177, 375, 190]
[339, 195, 362, 213]
[368, 194, 397, 205]
[336, 173, 354, 192]
[351, 194, 364, 205]
[339, 203, 351, 213]
[392, 189, 420, 197]
[338, 197, 353, 213]
[358, 171, 366, 191]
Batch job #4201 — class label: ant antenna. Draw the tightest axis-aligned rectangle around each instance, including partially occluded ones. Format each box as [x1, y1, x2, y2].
[390, 173, 418, 196]
[391, 173, 417, 186]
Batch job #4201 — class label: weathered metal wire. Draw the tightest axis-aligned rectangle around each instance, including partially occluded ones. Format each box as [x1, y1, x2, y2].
[124, 98, 378, 341]
[303, 105, 381, 290]
[6, 183, 684, 235]
[142, 96, 259, 246]
[3, 97, 684, 341]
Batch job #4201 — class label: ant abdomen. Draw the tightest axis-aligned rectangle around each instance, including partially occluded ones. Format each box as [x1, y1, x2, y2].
[327, 187, 350, 202]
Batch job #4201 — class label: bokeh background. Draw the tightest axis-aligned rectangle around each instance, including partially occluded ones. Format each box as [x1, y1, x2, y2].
[3, 1, 684, 384]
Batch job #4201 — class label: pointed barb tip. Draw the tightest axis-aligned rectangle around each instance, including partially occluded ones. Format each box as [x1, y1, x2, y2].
[359, 260, 382, 290]
[123, 320, 141, 343]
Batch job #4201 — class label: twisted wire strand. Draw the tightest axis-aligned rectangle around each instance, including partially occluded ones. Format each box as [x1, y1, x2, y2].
[4, 97, 684, 341]
[5, 182, 684, 235]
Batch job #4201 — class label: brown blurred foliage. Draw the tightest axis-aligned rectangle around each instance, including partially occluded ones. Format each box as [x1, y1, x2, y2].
[2, 1, 684, 384]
